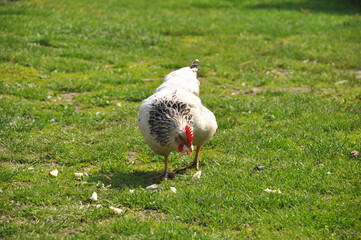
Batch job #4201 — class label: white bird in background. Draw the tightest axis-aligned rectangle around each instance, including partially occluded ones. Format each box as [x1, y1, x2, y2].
[138, 59, 217, 179]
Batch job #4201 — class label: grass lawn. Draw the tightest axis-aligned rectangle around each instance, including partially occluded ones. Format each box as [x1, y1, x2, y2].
[1, 0, 361, 238]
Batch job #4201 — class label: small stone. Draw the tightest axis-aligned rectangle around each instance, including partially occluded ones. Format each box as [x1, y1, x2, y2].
[254, 165, 265, 171]
[350, 150, 359, 158]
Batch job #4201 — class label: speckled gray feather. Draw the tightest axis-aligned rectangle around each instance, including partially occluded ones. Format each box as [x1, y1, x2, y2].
[148, 93, 193, 146]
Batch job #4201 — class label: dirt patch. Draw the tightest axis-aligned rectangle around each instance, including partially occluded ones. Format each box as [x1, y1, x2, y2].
[231, 87, 312, 96]
[128, 208, 168, 221]
[231, 88, 260, 96]
[141, 78, 159, 82]
[58, 92, 81, 111]
[58, 226, 86, 237]
[288, 87, 312, 93]
[0, 213, 14, 222]
[58, 92, 81, 104]
[62, 125, 74, 130]
[127, 151, 137, 163]
[44, 162, 57, 167]
[81, 166, 93, 172]
[0, 161, 14, 165]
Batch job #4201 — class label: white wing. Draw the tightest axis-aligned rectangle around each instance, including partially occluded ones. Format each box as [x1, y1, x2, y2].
[154, 66, 200, 96]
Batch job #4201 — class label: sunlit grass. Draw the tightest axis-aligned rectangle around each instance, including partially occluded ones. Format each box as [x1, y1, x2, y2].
[1, 0, 361, 238]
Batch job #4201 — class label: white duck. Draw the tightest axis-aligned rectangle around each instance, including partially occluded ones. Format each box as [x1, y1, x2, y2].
[138, 59, 217, 179]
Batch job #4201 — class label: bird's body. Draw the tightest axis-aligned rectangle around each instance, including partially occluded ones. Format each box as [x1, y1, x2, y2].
[138, 60, 217, 179]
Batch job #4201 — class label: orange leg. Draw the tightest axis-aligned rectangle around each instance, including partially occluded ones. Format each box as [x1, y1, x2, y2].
[194, 146, 202, 171]
[151, 155, 172, 180]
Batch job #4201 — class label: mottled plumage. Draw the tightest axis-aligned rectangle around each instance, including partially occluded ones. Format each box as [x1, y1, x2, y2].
[148, 93, 193, 147]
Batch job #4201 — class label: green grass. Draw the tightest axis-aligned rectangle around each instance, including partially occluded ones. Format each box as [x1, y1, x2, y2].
[1, 0, 361, 238]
